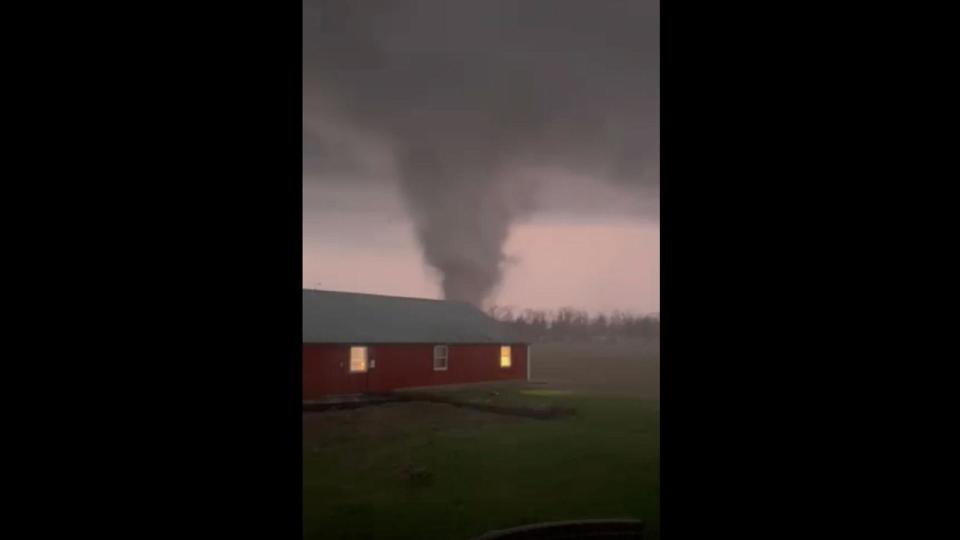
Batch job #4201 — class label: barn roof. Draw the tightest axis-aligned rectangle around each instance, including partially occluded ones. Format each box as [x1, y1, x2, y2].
[302, 290, 522, 344]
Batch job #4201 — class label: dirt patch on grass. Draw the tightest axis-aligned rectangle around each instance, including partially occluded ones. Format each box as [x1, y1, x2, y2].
[391, 391, 575, 419]
[303, 402, 528, 447]
[519, 389, 575, 397]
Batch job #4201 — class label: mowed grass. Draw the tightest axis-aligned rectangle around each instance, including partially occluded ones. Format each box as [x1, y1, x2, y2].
[531, 339, 661, 400]
[303, 339, 660, 540]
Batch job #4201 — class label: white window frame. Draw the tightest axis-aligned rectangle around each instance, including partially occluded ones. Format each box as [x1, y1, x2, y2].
[500, 345, 512, 368]
[349, 346, 368, 373]
[433, 345, 449, 371]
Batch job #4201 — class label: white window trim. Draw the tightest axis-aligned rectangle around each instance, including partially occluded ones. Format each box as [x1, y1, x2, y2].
[433, 344, 449, 371]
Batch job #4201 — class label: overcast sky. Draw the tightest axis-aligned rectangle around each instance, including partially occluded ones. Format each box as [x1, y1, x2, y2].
[304, 0, 659, 315]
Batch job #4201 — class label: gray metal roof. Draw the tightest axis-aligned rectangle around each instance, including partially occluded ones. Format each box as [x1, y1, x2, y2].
[302, 290, 522, 344]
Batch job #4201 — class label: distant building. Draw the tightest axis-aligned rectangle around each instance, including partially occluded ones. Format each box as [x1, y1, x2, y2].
[303, 290, 530, 399]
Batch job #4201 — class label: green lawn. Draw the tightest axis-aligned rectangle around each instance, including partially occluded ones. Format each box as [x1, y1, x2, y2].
[303, 383, 659, 540]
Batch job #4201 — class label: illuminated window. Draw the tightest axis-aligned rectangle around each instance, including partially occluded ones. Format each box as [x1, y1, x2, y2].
[349, 346, 368, 373]
[433, 345, 448, 371]
[500, 345, 511, 368]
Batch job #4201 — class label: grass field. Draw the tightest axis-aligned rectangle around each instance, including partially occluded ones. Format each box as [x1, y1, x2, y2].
[530, 339, 660, 399]
[303, 339, 660, 540]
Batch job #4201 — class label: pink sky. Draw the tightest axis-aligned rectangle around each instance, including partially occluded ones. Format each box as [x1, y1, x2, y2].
[303, 216, 659, 315]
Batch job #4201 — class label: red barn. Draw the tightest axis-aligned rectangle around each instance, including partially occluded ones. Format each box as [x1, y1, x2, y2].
[303, 290, 531, 400]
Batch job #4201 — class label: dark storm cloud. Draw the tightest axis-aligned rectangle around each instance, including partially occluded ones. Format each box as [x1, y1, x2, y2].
[302, 127, 357, 179]
[304, 0, 659, 305]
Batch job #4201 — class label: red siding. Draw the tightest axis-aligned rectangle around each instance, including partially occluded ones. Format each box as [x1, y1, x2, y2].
[303, 343, 528, 399]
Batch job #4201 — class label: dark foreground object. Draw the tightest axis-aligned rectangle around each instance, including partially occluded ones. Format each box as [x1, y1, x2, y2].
[473, 519, 644, 539]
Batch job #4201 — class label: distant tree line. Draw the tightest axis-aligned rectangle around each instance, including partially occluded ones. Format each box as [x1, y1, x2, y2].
[486, 306, 660, 342]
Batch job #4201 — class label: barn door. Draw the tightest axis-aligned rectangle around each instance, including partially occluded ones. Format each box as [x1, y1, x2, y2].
[347, 346, 370, 393]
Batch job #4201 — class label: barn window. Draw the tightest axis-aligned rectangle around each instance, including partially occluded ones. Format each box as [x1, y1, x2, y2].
[500, 345, 512, 368]
[349, 346, 368, 373]
[433, 345, 448, 371]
